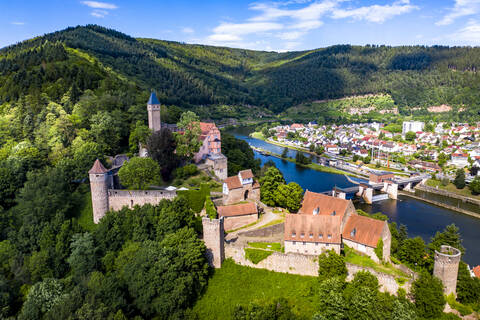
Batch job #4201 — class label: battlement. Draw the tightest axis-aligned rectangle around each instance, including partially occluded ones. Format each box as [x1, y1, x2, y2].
[433, 245, 461, 296]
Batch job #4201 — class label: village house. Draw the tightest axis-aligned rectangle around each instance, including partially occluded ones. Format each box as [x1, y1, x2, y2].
[194, 122, 222, 163]
[451, 152, 469, 167]
[222, 169, 260, 205]
[217, 202, 258, 231]
[284, 191, 391, 262]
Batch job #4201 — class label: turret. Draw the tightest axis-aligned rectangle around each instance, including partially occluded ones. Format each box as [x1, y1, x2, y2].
[202, 217, 225, 268]
[433, 245, 461, 296]
[89, 159, 111, 224]
[147, 91, 161, 132]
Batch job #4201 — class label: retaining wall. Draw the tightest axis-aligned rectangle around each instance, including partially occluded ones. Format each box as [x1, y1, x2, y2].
[225, 243, 412, 294]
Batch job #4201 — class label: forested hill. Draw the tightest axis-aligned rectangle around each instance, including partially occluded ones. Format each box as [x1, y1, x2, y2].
[2, 24, 480, 118]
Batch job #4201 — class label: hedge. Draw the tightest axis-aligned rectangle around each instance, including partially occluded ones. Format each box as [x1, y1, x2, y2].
[177, 183, 210, 213]
[205, 196, 217, 219]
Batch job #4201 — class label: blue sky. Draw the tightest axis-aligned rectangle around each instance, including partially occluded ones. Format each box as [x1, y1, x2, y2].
[2, 0, 480, 51]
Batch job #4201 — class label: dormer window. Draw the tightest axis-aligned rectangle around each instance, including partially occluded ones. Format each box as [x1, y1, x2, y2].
[351, 228, 356, 237]
[319, 234, 323, 239]
[331, 211, 336, 216]
[313, 207, 319, 215]
[309, 233, 313, 239]
[300, 233, 305, 238]
[292, 232, 296, 237]
[328, 234, 332, 239]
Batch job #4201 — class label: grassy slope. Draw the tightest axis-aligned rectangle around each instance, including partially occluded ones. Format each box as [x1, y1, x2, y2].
[192, 259, 317, 319]
[426, 178, 480, 200]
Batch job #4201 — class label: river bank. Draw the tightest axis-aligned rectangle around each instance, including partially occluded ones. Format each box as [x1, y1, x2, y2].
[250, 145, 358, 177]
[398, 190, 480, 219]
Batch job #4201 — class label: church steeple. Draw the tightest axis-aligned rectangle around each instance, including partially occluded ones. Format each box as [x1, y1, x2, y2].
[147, 91, 161, 132]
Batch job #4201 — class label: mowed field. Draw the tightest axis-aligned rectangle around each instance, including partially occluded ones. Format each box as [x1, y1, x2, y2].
[192, 259, 318, 319]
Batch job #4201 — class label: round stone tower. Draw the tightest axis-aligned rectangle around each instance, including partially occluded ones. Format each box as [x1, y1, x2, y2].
[89, 159, 110, 224]
[433, 245, 461, 296]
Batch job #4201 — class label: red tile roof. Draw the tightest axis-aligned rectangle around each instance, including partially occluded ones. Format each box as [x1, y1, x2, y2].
[298, 191, 351, 218]
[473, 265, 480, 278]
[224, 176, 242, 190]
[342, 215, 386, 248]
[89, 159, 108, 174]
[284, 214, 342, 244]
[240, 169, 254, 179]
[218, 202, 257, 217]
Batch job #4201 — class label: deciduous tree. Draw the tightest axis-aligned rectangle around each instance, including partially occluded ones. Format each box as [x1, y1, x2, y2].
[118, 157, 161, 190]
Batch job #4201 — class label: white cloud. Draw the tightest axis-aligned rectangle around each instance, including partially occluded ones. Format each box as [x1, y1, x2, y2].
[182, 27, 194, 34]
[11, 22, 25, 25]
[437, 0, 480, 26]
[449, 19, 480, 43]
[91, 10, 108, 18]
[206, 0, 417, 50]
[81, 1, 117, 9]
[331, 1, 418, 23]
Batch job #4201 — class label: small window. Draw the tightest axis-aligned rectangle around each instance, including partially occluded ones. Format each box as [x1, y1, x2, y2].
[319, 234, 323, 239]
[315, 242, 318, 246]
[303, 242, 306, 245]
[309, 233, 313, 239]
[326, 243, 329, 247]
[293, 241, 296, 245]
[292, 232, 296, 237]
[300, 233, 305, 238]
[328, 234, 332, 239]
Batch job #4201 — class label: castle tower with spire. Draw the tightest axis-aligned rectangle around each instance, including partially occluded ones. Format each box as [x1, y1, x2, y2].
[147, 91, 161, 132]
[89, 159, 112, 224]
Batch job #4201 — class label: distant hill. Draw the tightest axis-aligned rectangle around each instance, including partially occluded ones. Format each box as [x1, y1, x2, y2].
[2, 24, 480, 120]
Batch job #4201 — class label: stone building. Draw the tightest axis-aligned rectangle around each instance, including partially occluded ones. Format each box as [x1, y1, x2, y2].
[433, 245, 461, 295]
[194, 122, 222, 163]
[217, 202, 258, 231]
[222, 169, 260, 205]
[284, 191, 391, 262]
[89, 159, 176, 224]
[205, 153, 228, 181]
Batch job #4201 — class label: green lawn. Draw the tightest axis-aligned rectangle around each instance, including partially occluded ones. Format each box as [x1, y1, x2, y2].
[192, 259, 317, 319]
[76, 189, 97, 232]
[248, 242, 283, 252]
[426, 179, 480, 200]
[344, 246, 409, 278]
[245, 248, 273, 264]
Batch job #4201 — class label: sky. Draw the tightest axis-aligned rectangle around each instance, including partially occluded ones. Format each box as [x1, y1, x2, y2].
[2, 0, 480, 51]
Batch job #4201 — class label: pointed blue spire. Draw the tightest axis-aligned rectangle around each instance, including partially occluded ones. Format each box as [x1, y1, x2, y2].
[148, 91, 160, 105]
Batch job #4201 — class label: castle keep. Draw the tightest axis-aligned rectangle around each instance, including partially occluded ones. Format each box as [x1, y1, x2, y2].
[433, 245, 461, 295]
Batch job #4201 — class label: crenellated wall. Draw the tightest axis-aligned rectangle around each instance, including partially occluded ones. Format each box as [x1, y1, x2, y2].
[108, 189, 177, 211]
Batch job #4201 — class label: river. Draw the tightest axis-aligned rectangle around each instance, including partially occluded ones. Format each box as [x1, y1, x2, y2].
[229, 127, 480, 266]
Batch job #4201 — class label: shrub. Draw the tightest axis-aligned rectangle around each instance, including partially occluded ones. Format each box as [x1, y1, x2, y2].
[205, 196, 217, 219]
[245, 248, 273, 264]
[446, 294, 473, 316]
[318, 249, 347, 282]
[175, 164, 198, 179]
[375, 238, 384, 262]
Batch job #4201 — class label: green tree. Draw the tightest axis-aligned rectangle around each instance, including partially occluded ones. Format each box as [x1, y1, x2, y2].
[205, 196, 217, 219]
[397, 237, 426, 267]
[19, 278, 64, 320]
[129, 120, 151, 153]
[412, 271, 445, 319]
[259, 167, 285, 206]
[233, 298, 297, 320]
[428, 224, 465, 255]
[175, 111, 201, 161]
[375, 239, 384, 262]
[67, 232, 96, 279]
[147, 128, 178, 181]
[295, 152, 311, 165]
[318, 250, 348, 282]
[274, 182, 303, 212]
[90, 111, 121, 154]
[405, 131, 416, 142]
[454, 169, 465, 189]
[118, 157, 161, 190]
[468, 176, 480, 195]
[456, 262, 480, 304]
[391, 299, 417, 320]
[314, 276, 346, 320]
[282, 147, 288, 158]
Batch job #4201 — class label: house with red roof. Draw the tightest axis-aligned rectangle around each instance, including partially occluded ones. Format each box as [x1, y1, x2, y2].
[222, 169, 260, 205]
[217, 202, 258, 231]
[284, 191, 391, 262]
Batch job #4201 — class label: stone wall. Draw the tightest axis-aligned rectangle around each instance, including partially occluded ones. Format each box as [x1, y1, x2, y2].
[343, 239, 379, 263]
[223, 214, 258, 231]
[225, 243, 318, 276]
[223, 184, 260, 205]
[225, 243, 411, 294]
[108, 189, 177, 211]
